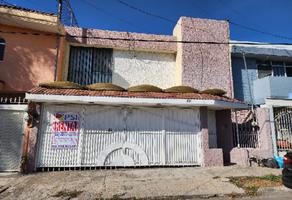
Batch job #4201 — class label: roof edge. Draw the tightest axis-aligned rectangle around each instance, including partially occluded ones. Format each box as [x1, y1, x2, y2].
[25, 93, 247, 109]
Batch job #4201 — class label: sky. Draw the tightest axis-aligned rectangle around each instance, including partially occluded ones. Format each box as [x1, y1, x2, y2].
[3, 0, 292, 43]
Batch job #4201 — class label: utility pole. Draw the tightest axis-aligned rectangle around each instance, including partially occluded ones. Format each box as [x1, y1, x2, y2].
[58, 0, 63, 21]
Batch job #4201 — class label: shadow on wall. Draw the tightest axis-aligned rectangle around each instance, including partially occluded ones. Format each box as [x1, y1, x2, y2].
[0, 42, 56, 92]
[112, 73, 130, 88]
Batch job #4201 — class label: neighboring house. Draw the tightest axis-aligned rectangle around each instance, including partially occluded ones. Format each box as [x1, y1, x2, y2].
[0, 5, 64, 171]
[23, 17, 248, 172]
[230, 41, 292, 164]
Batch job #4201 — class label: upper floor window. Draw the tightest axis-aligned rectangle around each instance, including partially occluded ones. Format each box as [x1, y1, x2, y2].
[286, 62, 292, 77]
[257, 61, 272, 79]
[0, 38, 5, 61]
[68, 46, 113, 85]
[257, 60, 292, 78]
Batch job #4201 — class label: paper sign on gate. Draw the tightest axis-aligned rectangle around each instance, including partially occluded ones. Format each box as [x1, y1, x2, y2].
[51, 112, 80, 149]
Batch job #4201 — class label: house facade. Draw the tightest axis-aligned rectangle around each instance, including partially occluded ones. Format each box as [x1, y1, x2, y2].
[230, 42, 292, 164]
[0, 4, 257, 172]
[0, 5, 64, 171]
[21, 16, 250, 172]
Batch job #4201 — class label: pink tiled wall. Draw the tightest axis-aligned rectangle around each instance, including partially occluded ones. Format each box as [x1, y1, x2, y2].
[65, 27, 177, 53]
[177, 17, 233, 97]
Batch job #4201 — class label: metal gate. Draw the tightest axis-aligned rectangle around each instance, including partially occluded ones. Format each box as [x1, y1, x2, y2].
[36, 105, 202, 168]
[274, 107, 292, 151]
[0, 106, 25, 171]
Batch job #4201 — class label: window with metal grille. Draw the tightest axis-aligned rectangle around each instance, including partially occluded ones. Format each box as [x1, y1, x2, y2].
[257, 64, 272, 79]
[68, 46, 113, 85]
[0, 38, 5, 61]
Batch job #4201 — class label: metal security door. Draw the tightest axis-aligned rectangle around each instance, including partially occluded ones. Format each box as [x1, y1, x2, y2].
[0, 109, 25, 171]
[274, 107, 292, 151]
[82, 106, 202, 166]
[37, 105, 202, 168]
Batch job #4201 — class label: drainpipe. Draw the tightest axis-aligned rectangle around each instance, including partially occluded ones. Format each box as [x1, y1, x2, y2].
[234, 109, 240, 148]
[242, 52, 254, 111]
[242, 52, 258, 125]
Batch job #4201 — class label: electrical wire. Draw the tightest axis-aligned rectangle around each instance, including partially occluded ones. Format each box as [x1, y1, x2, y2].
[81, 0, 142, 29]
[0, 0, 14, 6]
[1, 30, 292, 46]
[116, 0, 292, 41]
[229, 21, 292, 41]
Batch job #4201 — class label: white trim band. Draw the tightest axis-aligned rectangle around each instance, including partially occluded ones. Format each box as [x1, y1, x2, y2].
[26, 93, 247, 109]
[0, 104, 27, 111]
[265, 98, 292, 107]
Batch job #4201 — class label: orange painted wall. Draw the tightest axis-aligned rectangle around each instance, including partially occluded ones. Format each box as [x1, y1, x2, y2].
[0, 24, 57, 92]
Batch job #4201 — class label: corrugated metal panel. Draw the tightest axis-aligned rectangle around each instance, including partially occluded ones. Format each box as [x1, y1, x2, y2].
[68, 47, 113, 85]
[0, 110, 24, 171]
[37, 105, 202, 167]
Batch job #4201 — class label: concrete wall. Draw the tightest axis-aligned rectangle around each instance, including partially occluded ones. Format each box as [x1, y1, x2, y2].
[112, 50, 176, 89]
[65, 27, 176, 53]
[200, 107, 224, 167]
[254, 76, 292, 104]
[231, 56, 257, 103]
[174, 17, 233, 97]
[230, 108, 274, 166]
[0, 24, 57, 92]
[65, 17, 233, 94]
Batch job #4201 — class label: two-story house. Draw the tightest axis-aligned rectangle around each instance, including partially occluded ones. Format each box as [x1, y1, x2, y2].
[231, 41, 292, 163]
[0, 4, 64, 171]
[24, 17, 248, 172]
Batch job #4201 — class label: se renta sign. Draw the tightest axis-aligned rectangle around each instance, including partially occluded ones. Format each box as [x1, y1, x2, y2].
[51, 112, 80, 149]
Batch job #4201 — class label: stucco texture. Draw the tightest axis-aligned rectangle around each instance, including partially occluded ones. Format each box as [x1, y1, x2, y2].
[65, 27, 176, 53]
[112, 50, 176, 89]
[174, 17, 233, 97]
[0, 24, 57, 92]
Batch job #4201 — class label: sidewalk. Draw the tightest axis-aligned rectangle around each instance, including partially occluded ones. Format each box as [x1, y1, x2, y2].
[0, 166, 286, 200]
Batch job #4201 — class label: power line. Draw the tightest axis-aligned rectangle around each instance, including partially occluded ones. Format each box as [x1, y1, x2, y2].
[81, 0, 142, 30]
[228, 21, 292, 41]
[1, 29, 292, 46]
[116, 0, 174, 24]
[0, 0, 14, 6]
[116, 0, 292, 41]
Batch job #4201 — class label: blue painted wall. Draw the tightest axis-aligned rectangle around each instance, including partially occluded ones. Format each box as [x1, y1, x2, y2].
[231, 57, 257, 103]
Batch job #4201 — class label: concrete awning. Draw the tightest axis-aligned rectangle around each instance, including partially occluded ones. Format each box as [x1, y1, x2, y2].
[265, 98, 292, 107]
[26, 87, 247, 110]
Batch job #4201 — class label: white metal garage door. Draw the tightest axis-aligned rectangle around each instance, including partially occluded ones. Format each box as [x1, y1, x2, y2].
[0, 109, 25, 171]
[37, 105, 202, 168]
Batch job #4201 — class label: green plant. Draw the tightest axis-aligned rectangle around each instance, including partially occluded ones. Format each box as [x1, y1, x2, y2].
[259, 174, 282, 182]
[127, 84, 163, 92]
[229, 175, 282, 197]
[245, 186, 259, 196]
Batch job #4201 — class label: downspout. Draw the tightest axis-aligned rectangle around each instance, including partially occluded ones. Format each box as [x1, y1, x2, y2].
[242, 51, 259, 141]
[242, 51, 255, 112]
[234, 109, 240, 148]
